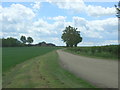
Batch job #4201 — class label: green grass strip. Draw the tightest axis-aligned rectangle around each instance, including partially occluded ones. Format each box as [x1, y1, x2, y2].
[3, 51, 96, 88]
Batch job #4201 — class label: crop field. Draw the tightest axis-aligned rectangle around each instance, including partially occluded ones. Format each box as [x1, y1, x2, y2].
[2, 47, 60, 72]
[3, 50, 95, 88]
[65, 45, 119, 60]
[2, 47, 95, 88]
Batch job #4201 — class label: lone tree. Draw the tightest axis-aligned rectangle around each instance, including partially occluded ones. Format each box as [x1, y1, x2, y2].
[115, 1, 120, 18]
[27, 37, 33, 44]
[20, 36, 27, 44]
[61, 26, 82, 47]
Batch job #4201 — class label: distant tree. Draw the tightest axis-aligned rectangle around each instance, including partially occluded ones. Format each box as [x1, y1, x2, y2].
[61, 26, 82, 47]
[36, 41, 56, 47]
[27, 37, 33, 44]
[2, 37, 22, 47]
[20, 36, 26, 44]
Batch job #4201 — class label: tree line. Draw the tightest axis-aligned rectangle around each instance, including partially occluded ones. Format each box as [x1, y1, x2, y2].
[1, 36, 33, 47]
[1, 36, 56, 47]
[1, 25, 82, 47]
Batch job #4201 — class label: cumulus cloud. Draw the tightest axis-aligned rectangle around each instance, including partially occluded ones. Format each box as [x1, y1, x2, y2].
[1, 4, 35, 34]
[93, 18, 117, 32]
[33, 18, 65, 33]
[29, 16, 118, 45]
[86, 5, 116, 17]
[47, 0, 116, 17]
[72, 17, 117, 39]
[73, 17, 87, 27]
[47, 0, 86, 13]
[79, 40, 118, 46]
[1, 4, 66, 45]
[33, 1, 41, 9]
[33, 19, 53, 35]
[1, 3, 118, 46]
[2, 4, 35, 22]
[1, 4, 36, 40]
[48, 16, 66, 21]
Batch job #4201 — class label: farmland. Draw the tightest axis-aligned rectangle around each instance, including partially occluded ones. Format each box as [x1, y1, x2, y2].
[65, 45, 119, 60]
[3, 45, 118, 88]
[2, 47, 95, 88]
[2, 47, 60, 72]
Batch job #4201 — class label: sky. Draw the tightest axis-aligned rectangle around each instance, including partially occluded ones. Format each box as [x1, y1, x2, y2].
[0, 0, 119, 46]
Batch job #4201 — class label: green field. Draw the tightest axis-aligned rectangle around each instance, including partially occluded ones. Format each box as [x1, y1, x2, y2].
[3, 51, 95, 88]
[2, 47, 95, 88]
[65, 45, 119, 60]
[2, 47, 60, 72]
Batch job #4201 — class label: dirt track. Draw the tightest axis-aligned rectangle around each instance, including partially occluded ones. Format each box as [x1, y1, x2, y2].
[57, 50, 118, 88]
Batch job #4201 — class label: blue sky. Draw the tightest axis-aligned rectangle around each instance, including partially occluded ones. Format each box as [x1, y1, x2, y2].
[1, 0, 118, 46]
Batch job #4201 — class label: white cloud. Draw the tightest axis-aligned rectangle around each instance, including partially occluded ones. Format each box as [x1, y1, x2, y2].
[47, 0, 116, 17]
[86, 5, 116, 17]
[78, 41, 95, 46]
[33, 19, 50, 28]
[2, 4, 35, 22]
[56, 0, 85, 13]
[72, 17, 117, 39]
[79, 40, 118, 46]
[87, 18, 117, 33]
[48, 0, 86, 13]
[0, 6, 2, 22]
[48, 16, 66, 21]
[1, 3, 118, 46]
[73, 16, 87, 27]
[33, 18, 64, 33]
[1, 4, 35, 34]
[33, 1, 41, 9]
[1, 4, 36, 40]
[103, 40, 118, 45]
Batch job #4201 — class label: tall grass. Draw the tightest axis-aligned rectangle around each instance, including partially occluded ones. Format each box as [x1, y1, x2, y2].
[66, 45, 119, 60]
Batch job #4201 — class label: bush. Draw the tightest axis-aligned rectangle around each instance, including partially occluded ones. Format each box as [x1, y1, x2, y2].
[66, 45, 119, 59]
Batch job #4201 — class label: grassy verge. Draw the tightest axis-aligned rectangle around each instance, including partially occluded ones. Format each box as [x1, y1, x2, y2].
[2, 47, 61, 72]
[3, 51, 96, 88]
[64, 46, 118, 60]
